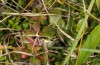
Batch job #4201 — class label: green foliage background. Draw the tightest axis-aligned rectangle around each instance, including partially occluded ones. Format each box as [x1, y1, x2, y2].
[0, 0, 100, 65]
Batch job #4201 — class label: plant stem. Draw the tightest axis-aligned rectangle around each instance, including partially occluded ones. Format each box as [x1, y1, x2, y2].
[61, 0, 95, 65]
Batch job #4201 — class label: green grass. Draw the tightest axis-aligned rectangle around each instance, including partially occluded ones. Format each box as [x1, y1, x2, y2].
[0, 0, 100, 65]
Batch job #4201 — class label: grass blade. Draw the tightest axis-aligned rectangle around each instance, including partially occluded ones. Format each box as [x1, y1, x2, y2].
[77, 24, 100, 65]
[61, 0, 95, 65]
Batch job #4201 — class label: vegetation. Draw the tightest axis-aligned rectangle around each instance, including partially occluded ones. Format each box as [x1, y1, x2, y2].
[0, 0, 100, 65]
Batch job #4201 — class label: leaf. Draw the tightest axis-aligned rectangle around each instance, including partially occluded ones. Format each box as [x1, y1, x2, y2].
[0, 56, 6, 61]
[18, 0, 26, 7]
[8, 20, 14, 26]
[42, 26, 56, 38]
[30, 21, 40, 32]
[66, 20, 74, 31]
[87, 20, 97, 32]
[12, 22, 19, 28]
[30, 56, 41, 64]
[49, 15, 61, 27]
[76, 19, 84, 32]
[22, 23, 29, 29]
[5, 59, 9, 65]
[55, 61, 61, 65]
[77, 24, 100, 65]
[58, 19, 65, 29]
[50, 8, 62, 14]
[26, 36, 34, 46]
[16, 25, 22, 30]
